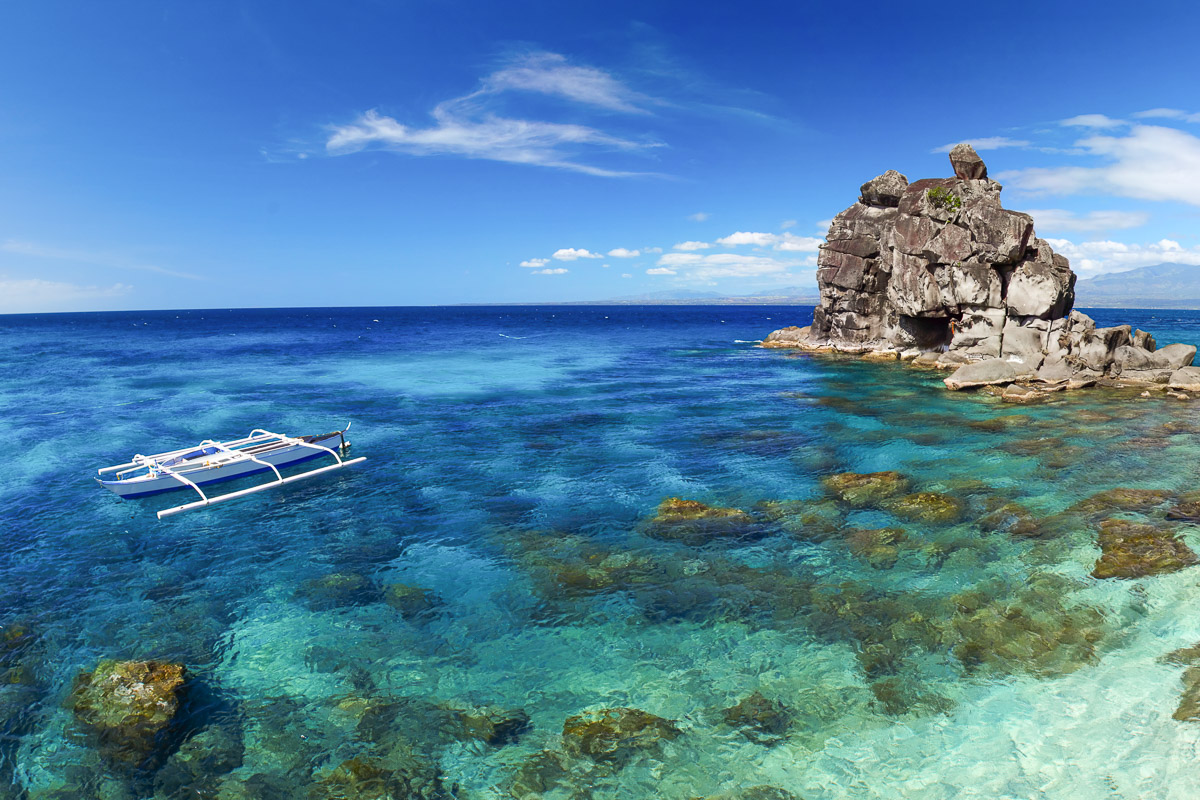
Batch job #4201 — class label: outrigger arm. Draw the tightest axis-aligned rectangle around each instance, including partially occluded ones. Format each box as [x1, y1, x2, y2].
[154, 428, 365, 519]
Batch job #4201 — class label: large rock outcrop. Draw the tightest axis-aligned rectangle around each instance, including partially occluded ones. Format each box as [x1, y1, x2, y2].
[764, 145, 1195, 392]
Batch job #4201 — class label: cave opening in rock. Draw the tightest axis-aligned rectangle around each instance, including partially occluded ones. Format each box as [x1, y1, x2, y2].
[898, 315, 954, 350]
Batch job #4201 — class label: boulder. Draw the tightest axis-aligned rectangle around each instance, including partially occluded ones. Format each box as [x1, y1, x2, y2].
[859, 170, 909, 207]
[383, 584, 442, 618]
[822, 471, 910, 506]
[1092, 518, 1198, 579]
[1171, 367, 1200, 392]
[944, 359, 1018, 390]
[70, 660, 187, 766]
[721, 692, 791, 743]
[561, 707, 681, 764]
[761, 326, 811, 349]
[1157, 343, 1197, 370]
[883, 492, 964, 524]
[949, 143, 988, 180]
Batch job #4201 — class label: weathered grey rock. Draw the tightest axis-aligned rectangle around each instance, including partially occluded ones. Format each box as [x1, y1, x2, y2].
[949, 143, 988, 180]
[761, 326, 811, 349]
[1006, 247, 1076, 318]
[1036, 353, 1073, 383]
[761, 148, 1195, 390]
[1000, 317, 1045, 370]
[944, 358, 1018, 390]
[859, 170, 909, 207]
[1157, 343, 1197, 370]
[1170, 367, 1200, 391]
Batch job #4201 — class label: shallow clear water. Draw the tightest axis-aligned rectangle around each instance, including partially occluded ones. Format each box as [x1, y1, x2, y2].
[5, 305, 1200, 798]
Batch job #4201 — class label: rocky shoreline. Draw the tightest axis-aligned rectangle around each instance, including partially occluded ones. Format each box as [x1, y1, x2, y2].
[763, 145, 1198, 401]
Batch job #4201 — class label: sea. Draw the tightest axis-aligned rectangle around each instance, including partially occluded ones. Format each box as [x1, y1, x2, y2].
[4, 304, 1200, 799]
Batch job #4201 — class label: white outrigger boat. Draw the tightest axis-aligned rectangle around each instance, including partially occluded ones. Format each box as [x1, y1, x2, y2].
[96, 424, 366, 519]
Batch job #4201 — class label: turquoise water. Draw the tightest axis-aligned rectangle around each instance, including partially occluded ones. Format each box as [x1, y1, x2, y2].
[5, 305, 1200, 798]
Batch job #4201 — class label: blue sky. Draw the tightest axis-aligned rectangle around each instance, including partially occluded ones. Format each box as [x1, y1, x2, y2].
[4, 1, 1200, 312]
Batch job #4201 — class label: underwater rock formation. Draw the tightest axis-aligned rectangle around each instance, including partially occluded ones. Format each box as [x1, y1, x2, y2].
[763, 144, 1196, 393]
[561, 707, 682, 764]
[721, 692, 791, 743]
[1091, 517, 1198, 579]
[821, 471, 910, 506]
[70, 659, 187, 767]
[643, 497, 758, 545]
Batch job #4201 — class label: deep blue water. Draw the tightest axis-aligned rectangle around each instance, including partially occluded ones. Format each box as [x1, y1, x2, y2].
[6, 305, 1200, 799]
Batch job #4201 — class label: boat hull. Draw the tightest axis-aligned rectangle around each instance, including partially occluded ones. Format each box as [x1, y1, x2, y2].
[97, 438, 339, 499]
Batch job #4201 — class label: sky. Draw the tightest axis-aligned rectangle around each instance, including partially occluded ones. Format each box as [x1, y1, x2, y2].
[4, 1, 1200, 312]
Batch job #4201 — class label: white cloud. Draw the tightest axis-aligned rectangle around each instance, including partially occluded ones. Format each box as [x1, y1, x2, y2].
[480, 52, 650, 113]
[673, 241, 711, 251]
[1024, 209, 1149, 233]
[689, 212, 710, 222]
[815, 218, 833, 231]
[1061, 114, 1126, 129]
[325, 52, 662, 177]
[780, 219, 797, 230]
[644, 246, 663, 254]
[519, 257, 550, 268]
[646, 267, 677, 275]
[714, 231, 822, 251]
[0, 277, 130, 313]
[655, 252, 799, 280]
[552, 248, 603, 261]
[775, 233, 823, 252]
[607, 248, 640, 258]
[531, 267, 569, 275]
[1132, 108, 1200, 122]
[717, 231, 777, 246]
[1000, 124, 1200, 206]
[1045, 237, 1200, 276]
[932, 136, 1032, 153]
[621, 273, 632, 278]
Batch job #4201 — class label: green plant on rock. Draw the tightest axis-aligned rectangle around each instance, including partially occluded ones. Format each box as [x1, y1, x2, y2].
[926, 185, 962, 212]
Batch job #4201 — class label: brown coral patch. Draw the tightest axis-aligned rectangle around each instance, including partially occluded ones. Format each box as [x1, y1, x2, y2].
[821, 471, 911, 506]
[1091, 518, 1198, 579]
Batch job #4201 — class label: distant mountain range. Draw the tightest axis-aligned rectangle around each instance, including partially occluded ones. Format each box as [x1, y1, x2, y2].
[1074, 263, 1200, 309]
[554, 263, 1200, 308]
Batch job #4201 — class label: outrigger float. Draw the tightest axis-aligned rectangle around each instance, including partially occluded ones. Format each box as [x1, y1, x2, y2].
[96, 424, 366, 519]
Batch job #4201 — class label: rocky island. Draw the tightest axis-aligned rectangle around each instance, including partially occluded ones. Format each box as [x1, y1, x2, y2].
[764, 144, 1200, 398]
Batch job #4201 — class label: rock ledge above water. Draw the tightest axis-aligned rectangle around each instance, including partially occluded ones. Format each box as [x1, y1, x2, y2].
[762, 145, 1195, 393]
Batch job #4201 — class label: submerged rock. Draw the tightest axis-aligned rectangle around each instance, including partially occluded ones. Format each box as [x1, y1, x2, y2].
[70, 659, 187, 766]
[455, 704, 530, 746]
[308, 754, 446, 800]
[298, 572, 380, 610]
[844, 527, 909, 568]
[382, 583, 442, 618]
[1091, 518, 1198, 579]
[1070, 488, 1172, 518]
[977, 499, 1046, 538]
[698, 787, 800, 800]
[153, 723, 244, 797]
[821, 471, 910, 506]
[644, 497, 757, 544]
[561, 707, 681, 764]
[883, 492, 964, 524]
[721, 692, 791, 743]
